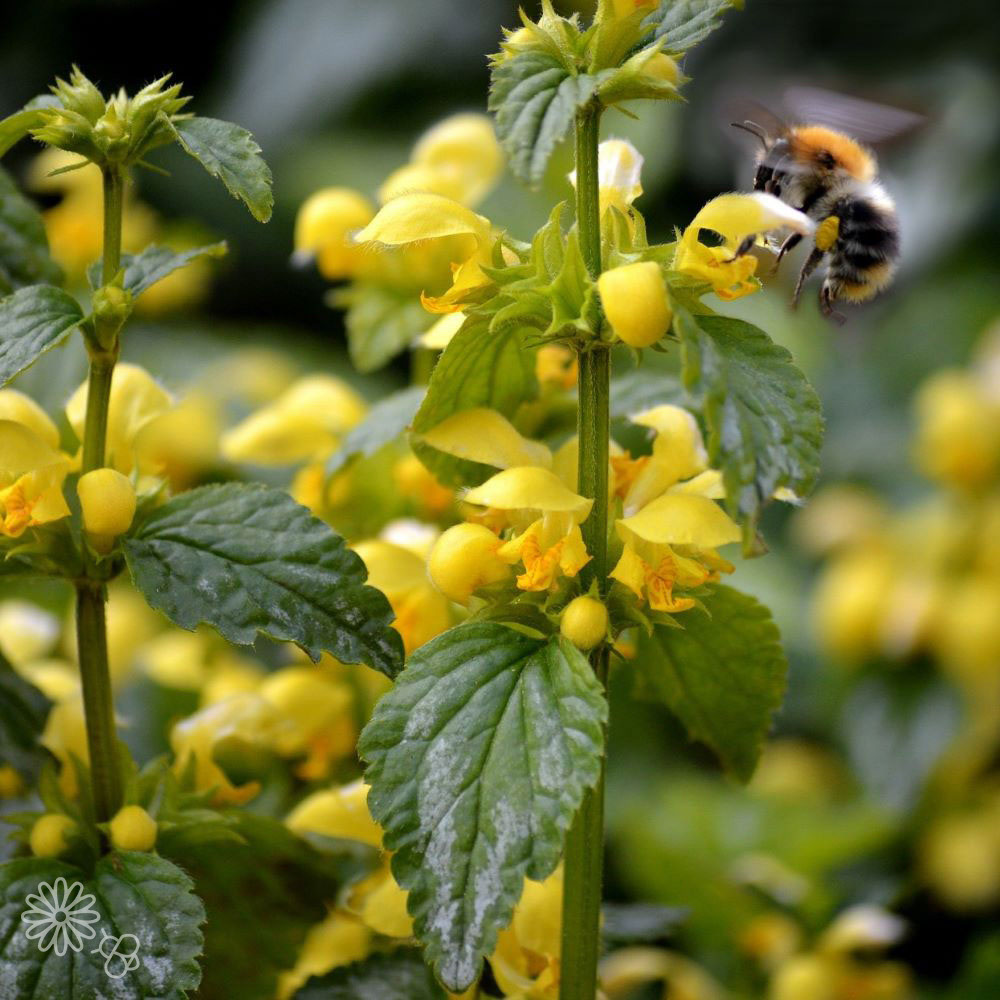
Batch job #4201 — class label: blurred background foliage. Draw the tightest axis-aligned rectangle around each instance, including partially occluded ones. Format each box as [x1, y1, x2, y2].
[2, 1, 999, 997]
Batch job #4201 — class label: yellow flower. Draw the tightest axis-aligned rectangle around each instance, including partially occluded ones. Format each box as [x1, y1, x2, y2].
[0, 600, 60, 666]
[418, 408, 553, 472]
[221, 374, 367, 466]
[354, 539, 453, 653]
[674, 192, 815, 301]
[428, 522, 512, 604]
[394, 453, 455, 516]
[536, 344, 578, 389]
[0, 420, 72, 537]
[379, 113, 503, 208]
[490, 868, 563, 998]
[294, 187, 376, 280]
[0, 389, 62, 447]
[601, 947, 725, 1000]
[286, 780, 413, 939]
[77, 468, 136, 552]
[65, 363, 172, 476]
[133, 390, 222, 490]
[277, 911, 371, 1000]
[560, 596, 608, 651]
[40, 694, 89, 798]
[919, 808, 1000, 911]
[30, 813, 78, 858]
[355, 192, 495, 313]
[420, 311, 467, 350]
[598, 261, 672, 348]
[570, 138, 644, 219]
[463, 467, 593, 592]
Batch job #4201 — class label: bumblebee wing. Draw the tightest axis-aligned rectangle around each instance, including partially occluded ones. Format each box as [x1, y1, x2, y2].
[783, 86, 925, 142]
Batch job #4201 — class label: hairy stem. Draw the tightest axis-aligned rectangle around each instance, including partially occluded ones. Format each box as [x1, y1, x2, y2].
[561, 103, 608, 1000]
[76, 164, 126, 823]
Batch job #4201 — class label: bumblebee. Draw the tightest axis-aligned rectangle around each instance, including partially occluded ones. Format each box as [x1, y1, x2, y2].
[732, 94, 908, 320]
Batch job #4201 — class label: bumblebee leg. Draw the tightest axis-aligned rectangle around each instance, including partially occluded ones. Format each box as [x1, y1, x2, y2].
[791, 247, 824, 308]
[820, 281, 847, 326]
[770, 232, 803, 275]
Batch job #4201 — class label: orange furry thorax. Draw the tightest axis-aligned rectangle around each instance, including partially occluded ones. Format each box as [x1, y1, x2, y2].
[789, 125, 876, 181]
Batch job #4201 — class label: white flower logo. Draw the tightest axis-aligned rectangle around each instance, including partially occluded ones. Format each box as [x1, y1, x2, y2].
[21, 877, 101, 956]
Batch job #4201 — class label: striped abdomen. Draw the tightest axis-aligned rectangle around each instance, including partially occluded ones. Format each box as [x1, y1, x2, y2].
[823, 195, 899, 303]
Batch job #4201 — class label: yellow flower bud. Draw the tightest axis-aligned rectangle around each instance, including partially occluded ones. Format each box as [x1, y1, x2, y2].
[428, 523, 511, 604]
[642, 52, 680, 86]
[560, 596, 608, 651]
[597, 262, 672, 348]
[77, 468, 137, 552]
[0, 765, 26, 798]
[30, 813, 77, 857]
[920, 813, 1000, 911]
[109, 804, 158, 851]
[294, 187, 375, 280]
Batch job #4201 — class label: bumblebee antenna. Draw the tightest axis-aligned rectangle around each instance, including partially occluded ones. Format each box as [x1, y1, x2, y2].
[730, 120, 769, 147]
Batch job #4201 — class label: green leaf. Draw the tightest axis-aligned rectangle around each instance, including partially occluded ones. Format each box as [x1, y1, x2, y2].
[642, 0, 743, 55]
[360, 624, 607, 991]
[326, 386, 425, 478]
[609, 367, 685, 419]
[162, 811, 369, 1000]
[634, 585, 787, 781]
[167, 116, 273, 223]
[0, 167, 62, 295]
[0, 649, 51, 781]
[675, 310, 823, 550]
[411, 315, 539, 486]
[0, 96, 60, 158]
[294, 949, 445, 1000]
[0, 284, 84, 387]
[87, 242, 227, 298]
[544, 227, 599, 337]
[489, 50, 604, 186]
[0, 851, 204, 998]
[123, 483, 404, 677]
[334, 284, 432, 374]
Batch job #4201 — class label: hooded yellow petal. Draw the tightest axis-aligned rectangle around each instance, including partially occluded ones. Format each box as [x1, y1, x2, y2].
[419, 409, 552, 471]
[623, 405, 708, 513]
[464, 466, 593, 520]
[618, 494, 740, 549]
[286, 779, 383, 848]
[682, 192, 815, 251]
[0, 390, 60, 448]
[354, 870, 413, 938]
[0, 421, 71, 535]
[356, 192, 491, 249]
[294, 187, 375, 280]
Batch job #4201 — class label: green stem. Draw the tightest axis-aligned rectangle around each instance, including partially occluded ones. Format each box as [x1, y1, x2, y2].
[561, 103, 609, 1000]
[75, 164, 126, 824]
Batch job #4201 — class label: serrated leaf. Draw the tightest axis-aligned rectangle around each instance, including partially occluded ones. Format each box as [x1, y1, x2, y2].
[642, 0, 742, 55]
[0, 650, 51, 781]
[294, 948, 445, 1000]
[326, 386, 425, 478]
[0, 851, 204, 998]
[163, 811, 368, 1000]
[634, 585, 787, 781]
[609, 368, 686, 419]
[0, 167, 62, 295]
[675, 310, 823, 550]
[167, 116, 273, 223]
[489, 50, 604, 186]
[360, 625, 607, 991]
[87, 242, 227, 298]
[411, 315, 539, 486]
[544, 227, 598, 337]
[0, 284, 84, 386]
[0, 96, 60, 158]
[336, 284, 432, 374]
[123, 483, 403, 677]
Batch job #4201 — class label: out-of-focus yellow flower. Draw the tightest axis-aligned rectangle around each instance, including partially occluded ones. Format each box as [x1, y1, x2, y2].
[204, 348, 299, 406]
[601, 946, 725, 1000]
[428, 522, 512, 604]
[29, 148, 158, 285]
[913, 370, 1000, 489]
[0, 765, 26, 798]
[30, 813, 78, 858]
[536, 344, 578, 390]
[170, 694, 286, 806]
[489, 867, 563, 998]
[934, 575, 1000, 687]
[0, 389, 61, 448]
[40, 695, 88, 798]
[294, 187, 376, 281]
[598, 261, 672, 348]
[750, 739, 848, 806]
[259, 666, 356, 781]
[379, 518, 441, 561]
[277, 911, 371, 1000]
[463, 467, 593, 592]
[221, 374, 366, 466]
[418, 408, 553, 472]
[379, 113, 503, 208]
[66, 363, 173, 476]
[610, 0, 657, 20]
[394, 453, 455, 516]
[355, 192, 495, 313]
[919, 806, 1000, 910]
[420, 311, 467, 350]
[738, 913, 803, 971]
[77, 468, 136, 552]
[0, 600, 60, 666]
[134, 390, 222, 489]
[0, 420, 72, 537]
[674, 192, 815, 301]
[286, 780, 413, 938]
[570, 138, 644, 219]
[791, 485, 888, 555]
[354, 539, 453, 653]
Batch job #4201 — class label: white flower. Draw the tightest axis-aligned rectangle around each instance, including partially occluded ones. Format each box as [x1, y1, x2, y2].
[21, 876, 100, 956]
